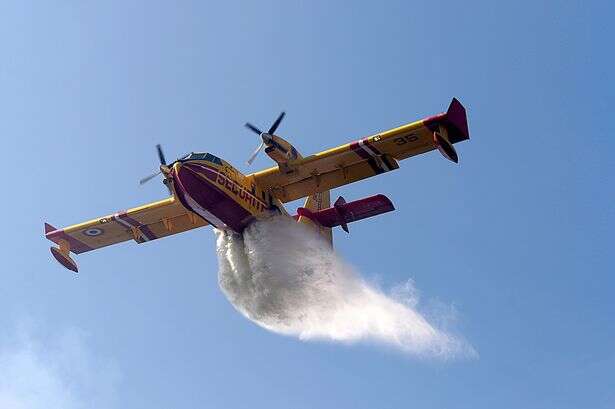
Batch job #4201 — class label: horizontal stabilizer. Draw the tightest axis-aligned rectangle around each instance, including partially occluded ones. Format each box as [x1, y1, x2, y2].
[296, 194, 394, 232]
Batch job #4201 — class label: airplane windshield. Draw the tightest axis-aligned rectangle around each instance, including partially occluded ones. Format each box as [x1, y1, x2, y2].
[185, 152, 223, 165]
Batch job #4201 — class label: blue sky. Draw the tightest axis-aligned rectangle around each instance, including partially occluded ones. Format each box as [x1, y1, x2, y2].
[1, 1, 613, 408]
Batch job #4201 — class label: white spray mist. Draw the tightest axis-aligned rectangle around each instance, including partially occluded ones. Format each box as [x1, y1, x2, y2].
[216, 215, 474, 358]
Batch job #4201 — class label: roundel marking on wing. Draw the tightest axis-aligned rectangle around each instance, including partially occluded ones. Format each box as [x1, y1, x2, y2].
[83, 228, 104, 237]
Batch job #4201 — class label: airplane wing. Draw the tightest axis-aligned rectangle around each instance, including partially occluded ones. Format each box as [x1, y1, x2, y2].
[44, 197, 208, 272]
[249, 98, 469, 203]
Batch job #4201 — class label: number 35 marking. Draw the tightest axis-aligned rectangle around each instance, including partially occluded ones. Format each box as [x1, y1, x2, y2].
[394, 133, 419, 145]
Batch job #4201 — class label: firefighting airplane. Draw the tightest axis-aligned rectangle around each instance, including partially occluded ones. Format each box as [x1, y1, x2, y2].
[44, 98, 470, 272]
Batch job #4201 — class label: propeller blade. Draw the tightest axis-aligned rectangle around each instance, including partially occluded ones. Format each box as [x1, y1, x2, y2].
[139, 170, 162, 185]
[268, 111, 285, 134]
[156, 144, 167, 165]
[245, 123, 263, 135]
[246, 141, 265, 165]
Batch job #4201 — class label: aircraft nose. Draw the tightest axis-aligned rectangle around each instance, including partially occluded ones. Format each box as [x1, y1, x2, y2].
[166, 162, 183, 188]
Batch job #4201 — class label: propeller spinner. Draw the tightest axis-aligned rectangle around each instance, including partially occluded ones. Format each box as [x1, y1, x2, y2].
[245, 111, 285, 165]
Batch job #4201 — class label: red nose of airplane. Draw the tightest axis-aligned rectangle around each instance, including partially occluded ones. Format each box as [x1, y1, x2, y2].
[172, 162, 221, 214]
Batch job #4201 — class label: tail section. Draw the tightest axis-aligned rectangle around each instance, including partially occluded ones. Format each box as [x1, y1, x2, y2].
[297, 194, 395, 235]
[298, 191, 332, 245]
[333, 196, 349, 233]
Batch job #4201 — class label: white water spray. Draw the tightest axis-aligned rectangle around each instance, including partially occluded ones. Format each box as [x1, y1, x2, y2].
[216, 215, 474, 358]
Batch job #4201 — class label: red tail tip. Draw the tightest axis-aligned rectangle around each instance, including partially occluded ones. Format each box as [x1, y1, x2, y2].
[334, 196, 346, 208]
[445, 98, 470, 143]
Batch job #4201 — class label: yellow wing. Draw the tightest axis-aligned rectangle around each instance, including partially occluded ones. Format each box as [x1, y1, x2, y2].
[249, 98, 469, 203]
[45, 197, 207, 271]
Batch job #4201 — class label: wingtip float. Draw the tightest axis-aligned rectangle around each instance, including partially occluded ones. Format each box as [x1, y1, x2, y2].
[44, 98, 470, 272]
[45, 223, 79, 273]
[424, 97, 470, 163]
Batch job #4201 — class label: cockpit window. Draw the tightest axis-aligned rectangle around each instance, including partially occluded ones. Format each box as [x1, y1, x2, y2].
[187, 153, 206, 161]
[186, 152, 223, 165]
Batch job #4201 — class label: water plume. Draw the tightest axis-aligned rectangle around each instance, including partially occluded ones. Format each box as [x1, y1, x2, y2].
[216, 215, 474, 358]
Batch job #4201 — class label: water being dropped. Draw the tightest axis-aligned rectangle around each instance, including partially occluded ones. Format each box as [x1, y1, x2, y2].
[216, 215, 474, 358]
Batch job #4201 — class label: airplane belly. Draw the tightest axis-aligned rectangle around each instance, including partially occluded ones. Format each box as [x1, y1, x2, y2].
[173, 163, 255, 233]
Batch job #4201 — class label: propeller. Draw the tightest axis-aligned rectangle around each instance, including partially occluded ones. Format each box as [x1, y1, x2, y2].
[246, 141, 266, 165]
[245, 111, 285, 165]
[139, 144, 166, 186]
[138, 144, 188, 195]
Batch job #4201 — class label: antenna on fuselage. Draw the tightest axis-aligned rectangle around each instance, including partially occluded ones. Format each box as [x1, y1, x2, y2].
[245, 111, 285, 165]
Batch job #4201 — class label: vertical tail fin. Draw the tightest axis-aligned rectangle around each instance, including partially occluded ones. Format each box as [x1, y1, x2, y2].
[333, 196, 349, 233]
[297, 191, 333, 245]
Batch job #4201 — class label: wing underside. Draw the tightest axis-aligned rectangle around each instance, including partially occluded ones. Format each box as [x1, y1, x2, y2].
[249, 98, 469, 203]
[45, 197, 208, 271]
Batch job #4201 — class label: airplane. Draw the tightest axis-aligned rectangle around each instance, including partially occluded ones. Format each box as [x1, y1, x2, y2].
[44, 98, 470, 272]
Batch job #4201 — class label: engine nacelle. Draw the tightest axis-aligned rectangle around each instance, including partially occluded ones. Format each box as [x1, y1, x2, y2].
[264, 134, 302, 173]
